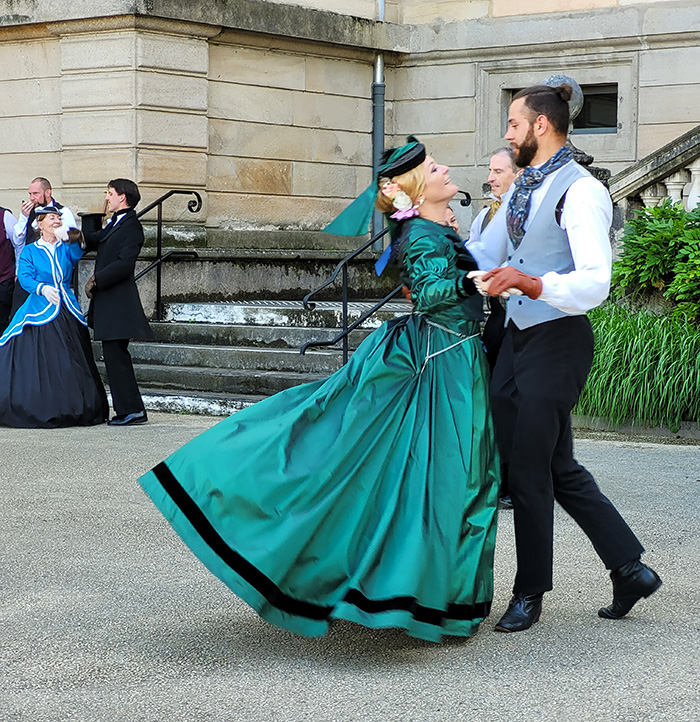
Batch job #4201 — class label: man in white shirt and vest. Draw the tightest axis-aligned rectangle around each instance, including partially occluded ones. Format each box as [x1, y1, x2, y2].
[11, 177, 77, 314]
[481, 83, 661, 633]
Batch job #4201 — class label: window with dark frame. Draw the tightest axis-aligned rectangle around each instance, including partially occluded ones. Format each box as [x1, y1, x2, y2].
[572, 84, 618, 134]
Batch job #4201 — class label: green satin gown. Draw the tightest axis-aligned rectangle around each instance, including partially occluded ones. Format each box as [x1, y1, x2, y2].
[139, 217, 500, 643]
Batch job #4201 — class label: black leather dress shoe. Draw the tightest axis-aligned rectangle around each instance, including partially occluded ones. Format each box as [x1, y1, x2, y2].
[495, 592, 544, 632]
[598, 559, 661, 619]
[108, 410, 148, 426]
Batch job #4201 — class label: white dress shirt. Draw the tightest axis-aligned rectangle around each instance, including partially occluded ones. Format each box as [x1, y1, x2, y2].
[465, 191, 512, 271]
[514, 161, 612, 315]
[1, 210, 21, 273]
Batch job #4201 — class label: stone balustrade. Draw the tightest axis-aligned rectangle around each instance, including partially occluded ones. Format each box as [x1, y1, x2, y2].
[609, 124, 700, 213]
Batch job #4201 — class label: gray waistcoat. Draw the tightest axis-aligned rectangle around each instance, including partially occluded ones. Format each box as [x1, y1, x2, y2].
[505, 161, 590, 330]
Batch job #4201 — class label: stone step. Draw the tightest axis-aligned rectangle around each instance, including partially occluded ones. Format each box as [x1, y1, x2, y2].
[149, 321, 370, 350]
[122, 342, 343, 375]
[139, 388, 262, 416]
[78, 248, 402, 317]
[163, 300, 411, 328]
[98, 362, 325, 396]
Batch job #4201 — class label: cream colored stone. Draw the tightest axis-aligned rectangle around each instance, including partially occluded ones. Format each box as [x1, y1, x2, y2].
[415, 132, 476, 166]
[136, 150, 208, 187]
[61, 73, 134, 109]
[272, 0, 376, 20]
[639, 47, 700, 87]
[401, 0, 489, 23]
[136, 72, 208, 111]
[637, 122, 699, 158]
[638, 84, 700, 125]
[61, 110, 133, 147]
[291, 161, 358, 198]
[208, 156, 293, 195]
[136, 32, 208, 75]
[62, 148, 135, 184]
[305, 56, 372, 97]
[355, 166, 373, 196]
[209, 44, 306, 91]
[0, 78, 60, 117]
[209, 81, 295, 124]
[209, 119, 314, 163]
[393, 63, 475, 101]
[0, 152, 62, 199]
[293, 92, 371, 133]
[311, 128, 372, 165]
[136, 110, 208, 149]
[0, 39, 60, 81]
[60, 33, 135, 71]
[207, 191, 345, 230]
[0, 115, 61, 153]
[491, 0, 616, 16]
[394, 97, 475, 135]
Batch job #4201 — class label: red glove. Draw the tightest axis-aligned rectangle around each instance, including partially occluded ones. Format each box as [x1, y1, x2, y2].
[482, 267, 543, 300]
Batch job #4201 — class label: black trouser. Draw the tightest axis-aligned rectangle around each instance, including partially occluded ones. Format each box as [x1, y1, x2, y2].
[0, 277, 14, 332]
[490, 316, 644, 594]
[481, 299, 509, 498]
[102, 339, 144, 417]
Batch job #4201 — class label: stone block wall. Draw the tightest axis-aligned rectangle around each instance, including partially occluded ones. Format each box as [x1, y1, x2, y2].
[206, 32, 374, 233]
[0, 0, 699, 242]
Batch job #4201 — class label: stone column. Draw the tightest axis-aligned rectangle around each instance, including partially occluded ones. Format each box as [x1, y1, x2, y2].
[54, 17, 216, 230]
[640, 184, 665, 208]
[685, 159, 700, 211]
[663, 170, 690, 205]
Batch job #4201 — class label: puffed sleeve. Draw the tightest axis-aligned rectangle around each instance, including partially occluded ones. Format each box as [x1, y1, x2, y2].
[17, 247, 43, 295]
[403, 233, 476, 314]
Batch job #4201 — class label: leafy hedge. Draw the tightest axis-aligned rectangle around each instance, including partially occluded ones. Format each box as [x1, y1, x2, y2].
[576, 304, 700, 431]
[611, 199, 700, 321]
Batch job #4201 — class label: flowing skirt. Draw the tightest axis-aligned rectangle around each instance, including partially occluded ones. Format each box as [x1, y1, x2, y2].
[139, 313, 500, 642]
[0, 305, 108, 428]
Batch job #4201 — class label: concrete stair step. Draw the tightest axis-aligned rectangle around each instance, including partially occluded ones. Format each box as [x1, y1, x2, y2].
[148, 321, 370, 350]
[139, 388, 263, 416]
[98, 362, 325, 396]
[124, 341, 343, 374]
[163, 300, 411, 328]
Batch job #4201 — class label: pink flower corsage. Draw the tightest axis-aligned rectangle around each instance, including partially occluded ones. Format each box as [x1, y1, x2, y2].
[381, 179, 420, 220]
[390, 206, 420, 220]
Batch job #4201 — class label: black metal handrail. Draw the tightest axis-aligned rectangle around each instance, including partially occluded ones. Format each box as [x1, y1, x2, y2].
[301, 227, 389, 363]
[300, 282, 403, 362]
[135, 189, 203, 321]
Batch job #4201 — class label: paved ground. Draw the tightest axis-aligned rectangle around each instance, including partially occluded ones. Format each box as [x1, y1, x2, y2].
[2, 413, 698, 722]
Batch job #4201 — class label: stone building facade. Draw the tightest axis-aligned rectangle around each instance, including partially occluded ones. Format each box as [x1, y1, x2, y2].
[0, 0, 698, 243]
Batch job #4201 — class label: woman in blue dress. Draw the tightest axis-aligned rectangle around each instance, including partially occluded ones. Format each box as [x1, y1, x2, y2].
[0, 206, 108, 428]
[139, 138, 500, 643]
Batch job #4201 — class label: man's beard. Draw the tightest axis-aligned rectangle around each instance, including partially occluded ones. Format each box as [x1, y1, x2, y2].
[514, 125, 538, 168]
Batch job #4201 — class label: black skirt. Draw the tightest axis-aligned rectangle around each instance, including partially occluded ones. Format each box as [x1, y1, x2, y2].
[0, 305, 108, 428]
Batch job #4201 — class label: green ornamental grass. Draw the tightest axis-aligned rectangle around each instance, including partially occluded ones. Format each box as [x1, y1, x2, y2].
[576, 304, 700, 432]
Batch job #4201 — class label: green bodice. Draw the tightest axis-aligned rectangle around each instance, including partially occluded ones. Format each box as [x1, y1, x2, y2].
[397, 217, 485, 333]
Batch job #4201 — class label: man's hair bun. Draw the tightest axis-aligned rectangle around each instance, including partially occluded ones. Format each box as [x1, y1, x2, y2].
[555, 84, 573, 103]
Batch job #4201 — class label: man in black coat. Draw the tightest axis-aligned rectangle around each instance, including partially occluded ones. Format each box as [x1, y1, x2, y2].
[84, 178, 153, 426]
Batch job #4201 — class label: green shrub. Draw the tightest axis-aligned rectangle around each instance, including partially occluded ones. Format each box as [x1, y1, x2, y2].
[576, 304, 700, 431]
[612, 200, 700, 320]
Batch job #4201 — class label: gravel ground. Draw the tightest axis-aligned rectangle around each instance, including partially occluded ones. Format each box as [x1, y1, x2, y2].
[2, 412, 698, 722]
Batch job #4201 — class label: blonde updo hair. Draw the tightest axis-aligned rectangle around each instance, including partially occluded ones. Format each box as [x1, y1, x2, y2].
[375, 165, 426, 214]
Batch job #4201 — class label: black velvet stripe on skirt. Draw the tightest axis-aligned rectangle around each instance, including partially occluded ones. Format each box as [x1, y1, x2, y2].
[0, 305, 108, 428]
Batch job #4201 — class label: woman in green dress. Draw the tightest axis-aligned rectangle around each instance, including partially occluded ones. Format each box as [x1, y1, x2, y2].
[138, 138, 500, 643]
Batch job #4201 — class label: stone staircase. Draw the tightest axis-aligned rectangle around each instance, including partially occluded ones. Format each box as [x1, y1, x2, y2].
[93, 299, 411, 416]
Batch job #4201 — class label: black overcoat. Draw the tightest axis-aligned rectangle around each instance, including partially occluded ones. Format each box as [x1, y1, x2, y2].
[85, 209, 154, 342]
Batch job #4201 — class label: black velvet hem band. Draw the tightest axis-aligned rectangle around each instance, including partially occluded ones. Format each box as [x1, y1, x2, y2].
[152, 461, 491, 627]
